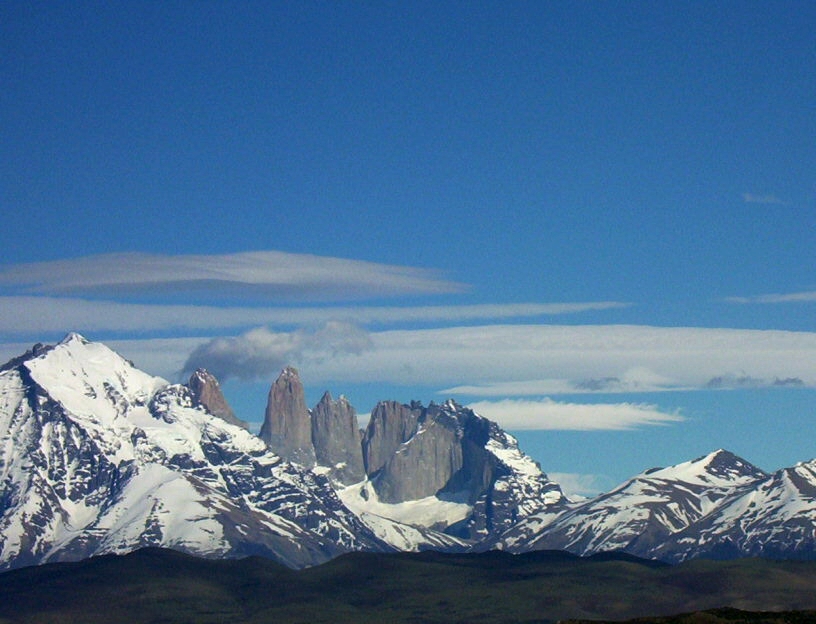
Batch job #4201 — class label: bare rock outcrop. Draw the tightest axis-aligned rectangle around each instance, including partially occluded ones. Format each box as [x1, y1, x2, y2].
[362, 400, 422, 477]
[257, 368, 565, 543]
[187, 368, 249, 430]
[362, 401, 495, 505]
[259, 366, 315, 467]
[311, 392, 365, 485]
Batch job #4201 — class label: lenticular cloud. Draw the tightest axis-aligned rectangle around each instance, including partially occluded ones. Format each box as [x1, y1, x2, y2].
[467, 398, 683, 431]
[0, 251, 465, 301]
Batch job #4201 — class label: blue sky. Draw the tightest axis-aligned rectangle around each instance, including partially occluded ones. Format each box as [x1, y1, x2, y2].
[2, 2, 815, 495]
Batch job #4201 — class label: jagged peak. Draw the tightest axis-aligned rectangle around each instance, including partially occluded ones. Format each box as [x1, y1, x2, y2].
[187, 367, 247, 430]
[689, 449, 764, 473]
[51, 333, 144, 373]
[0, 341, 53, 373]
[695, 448, 739, 465]
[638, 448, 766, 486]
[60, 331, 90, 345]
[189, 368, 221, 388]
[277, 365, 301, 380]
[40, 332, 126, 366]
[22, 332, 166, 395]
[313, 390, 354, 411]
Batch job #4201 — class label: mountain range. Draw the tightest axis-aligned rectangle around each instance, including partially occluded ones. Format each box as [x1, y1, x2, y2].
[0, 333, 814, 572]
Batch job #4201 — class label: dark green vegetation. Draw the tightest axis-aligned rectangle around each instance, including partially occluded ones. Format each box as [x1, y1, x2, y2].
[563, 606, 816, 623]
[1, 548, 816, 623]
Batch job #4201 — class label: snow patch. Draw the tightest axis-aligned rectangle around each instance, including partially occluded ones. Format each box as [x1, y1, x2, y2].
[338, 481, 471, 529]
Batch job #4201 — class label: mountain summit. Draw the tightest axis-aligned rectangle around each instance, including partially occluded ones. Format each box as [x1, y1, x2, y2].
[0, 334, 384, 571]
[188, 368, 248, 430]
[496, 448, 771, 561]
[259, 366, 316, 467]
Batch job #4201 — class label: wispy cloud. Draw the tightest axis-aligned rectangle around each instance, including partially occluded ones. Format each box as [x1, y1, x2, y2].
[467, 398, 683, 430]
[726, 291, 816, 304]
[10, 324, 816, 394]
[0, 251, 466, 301]
[705, 374, 804, 389]
[741, 192, 784, 205]
[0, 296, 628, 335]
[182, 323, 373, 381]
[445, 367, 679, 396]
[337, 325, 816, 392]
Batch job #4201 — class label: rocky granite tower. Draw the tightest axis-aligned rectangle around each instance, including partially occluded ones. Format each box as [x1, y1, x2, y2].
[260, 366, 316, 467]
[362, 400, 422, 477]
[187, 368, 249, 430]
[360, 399, 565, 539]
[311, 392, 365, 485]
[256, 367, 566, 543]
[362, 401, 491, 504]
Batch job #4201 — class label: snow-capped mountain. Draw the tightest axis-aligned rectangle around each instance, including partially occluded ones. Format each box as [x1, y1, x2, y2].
[0, 334, 387, 571]
[259, 367, 567, 550]
[493, 449, 816, 562]
[652, 458, 816, 561]
[344, 399, 566, 548]
[2, 333, 816, 571]
[495, 449, 761, 556]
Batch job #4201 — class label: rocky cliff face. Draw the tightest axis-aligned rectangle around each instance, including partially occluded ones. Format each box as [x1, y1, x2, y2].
[362, 402, 491, 505]
[354, 399, 566, 542]
[254, 370, 566, 546]
[258, 369, 366, 485]
[362, 401, 422, 477]
[259, 366, 316, 467]
[187, 368, 248, 430]
[311, 392, 365, 485]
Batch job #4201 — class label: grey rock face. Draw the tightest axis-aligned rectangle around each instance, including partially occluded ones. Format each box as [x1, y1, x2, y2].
[372, 413, 462, 504]
[311, 392, 365, 485]
[360, 400, 564, 540]
[461, 420, 565, 540]
[259, 367, 316, 467]
[365, 403, 476, 504]
[187, 369, 248, 430]
[362, 401, 422, 477]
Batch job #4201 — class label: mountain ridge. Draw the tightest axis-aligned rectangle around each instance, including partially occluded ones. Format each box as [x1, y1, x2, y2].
[1, 333, 816, 572]
[260, 364, 567, 546]
[0, 333, 388, 570]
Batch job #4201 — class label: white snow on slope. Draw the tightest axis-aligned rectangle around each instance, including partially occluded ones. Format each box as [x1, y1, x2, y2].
[336, 480, 470, 551]
[495, 449, 770, 558]
[486, 434, 543, 480]
[642, 449, 766, 488]
[338, 481, 471, 529]
[91, 464, 227, 554]
[0, 333, 382, 570]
